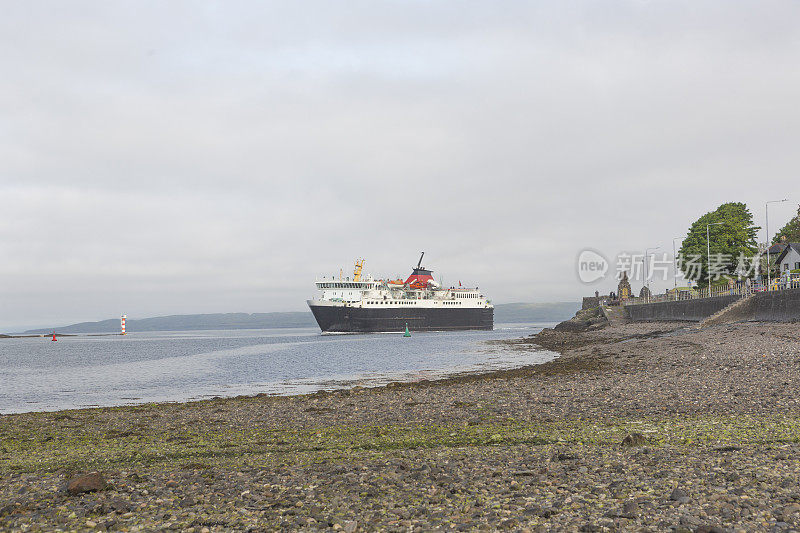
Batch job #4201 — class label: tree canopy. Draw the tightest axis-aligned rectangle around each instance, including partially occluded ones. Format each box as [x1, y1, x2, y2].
[677, 202, 760, 287]
[772, 204, 800, 244]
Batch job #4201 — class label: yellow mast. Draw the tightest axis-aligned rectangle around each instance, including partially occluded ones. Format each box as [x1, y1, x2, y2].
[353, 259, 364, 281]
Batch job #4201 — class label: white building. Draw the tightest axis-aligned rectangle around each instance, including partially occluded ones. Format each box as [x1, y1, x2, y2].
[774, 243, 800, 275]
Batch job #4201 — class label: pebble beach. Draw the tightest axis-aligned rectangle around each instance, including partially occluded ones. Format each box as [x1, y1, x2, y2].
[3, 321, 800, 532]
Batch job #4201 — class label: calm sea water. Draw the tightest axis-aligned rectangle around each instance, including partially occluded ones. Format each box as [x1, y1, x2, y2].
[0, 323, 555, 414]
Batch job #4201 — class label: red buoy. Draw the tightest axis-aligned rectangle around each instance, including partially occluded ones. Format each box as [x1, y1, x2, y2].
[51, 332, 57, 341]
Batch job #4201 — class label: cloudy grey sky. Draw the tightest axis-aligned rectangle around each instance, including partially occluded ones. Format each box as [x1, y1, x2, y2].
[2, 1, 800, 330]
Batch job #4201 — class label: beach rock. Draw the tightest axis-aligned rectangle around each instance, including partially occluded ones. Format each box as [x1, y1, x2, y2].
[621, 432, 647, 446]
[109, 498, 132, 513]
[554, 306, 608, 332]
[499, 518, 517, 529]
[784, 503, 800, 514]
[620, 500, 639, 518]
[670, 487, 689, 503]
[66, 472, 107, 495]
[555, 452, 577, 461]
[554, 319, 591, 332]
[695, 527, 726, 533]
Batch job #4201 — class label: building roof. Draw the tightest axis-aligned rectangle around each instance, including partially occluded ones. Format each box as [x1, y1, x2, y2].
[774, 243, 800, 264]
[764, 243, 788, 256]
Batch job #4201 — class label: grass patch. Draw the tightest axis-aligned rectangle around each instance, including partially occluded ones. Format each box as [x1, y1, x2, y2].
[4, 410, 800, 474]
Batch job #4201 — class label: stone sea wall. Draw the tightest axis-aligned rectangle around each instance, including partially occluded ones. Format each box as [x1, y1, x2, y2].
[720, 288, 800, 323]
[625, 289, 800, 323]
[625, 295, 739, 322]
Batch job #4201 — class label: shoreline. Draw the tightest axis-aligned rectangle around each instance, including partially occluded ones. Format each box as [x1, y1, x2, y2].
[4, 321, 800, 531]
[0, 326, 556, 416]
[0, 325, 613, 417]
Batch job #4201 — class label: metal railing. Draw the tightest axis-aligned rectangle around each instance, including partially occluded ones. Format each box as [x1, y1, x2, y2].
[623, 275, 800, 306]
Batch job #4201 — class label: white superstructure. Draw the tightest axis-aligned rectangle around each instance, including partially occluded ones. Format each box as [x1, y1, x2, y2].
[310, 275, 490, 309]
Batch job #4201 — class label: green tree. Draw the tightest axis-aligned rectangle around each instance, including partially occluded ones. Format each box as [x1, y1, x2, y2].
[772, 204, 800, 244]
[678, 202, 760, 287]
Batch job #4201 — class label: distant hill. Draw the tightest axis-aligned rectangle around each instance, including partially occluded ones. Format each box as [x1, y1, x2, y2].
[22, 312, 317, 334]
[493, 302, 580, 324]
[20, 302, 579, 335]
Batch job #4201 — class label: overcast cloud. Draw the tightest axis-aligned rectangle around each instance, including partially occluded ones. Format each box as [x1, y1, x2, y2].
[2, 1, 800, 330]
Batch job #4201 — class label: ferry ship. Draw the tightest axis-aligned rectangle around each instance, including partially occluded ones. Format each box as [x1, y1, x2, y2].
[307, 254, 493, 333]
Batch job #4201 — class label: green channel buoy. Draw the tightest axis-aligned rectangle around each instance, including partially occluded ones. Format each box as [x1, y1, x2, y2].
[403, 323, 411, 337]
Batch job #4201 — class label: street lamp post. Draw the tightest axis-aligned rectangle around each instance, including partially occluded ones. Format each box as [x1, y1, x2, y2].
[706, 222, 724, 296]
[766, 199, 788, 290]
[672, 238, 681, 295]
[644, 246, 660, 298]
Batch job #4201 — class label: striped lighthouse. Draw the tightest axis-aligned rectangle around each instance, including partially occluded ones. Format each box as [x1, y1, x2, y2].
[121, 314, 127, 335]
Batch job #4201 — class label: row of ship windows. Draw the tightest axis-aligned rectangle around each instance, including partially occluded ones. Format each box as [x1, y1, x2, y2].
[366, 301, 464, 305]
[366, 301, 421, 305]
[319, 284, 481, 296]
[319, 283, 372, 289]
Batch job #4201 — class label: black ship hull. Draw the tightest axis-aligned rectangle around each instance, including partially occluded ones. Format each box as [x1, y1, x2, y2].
[308, 304, 494, 333]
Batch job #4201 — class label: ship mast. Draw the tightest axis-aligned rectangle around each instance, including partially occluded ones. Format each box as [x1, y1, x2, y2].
[353, 259, 364, 282]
